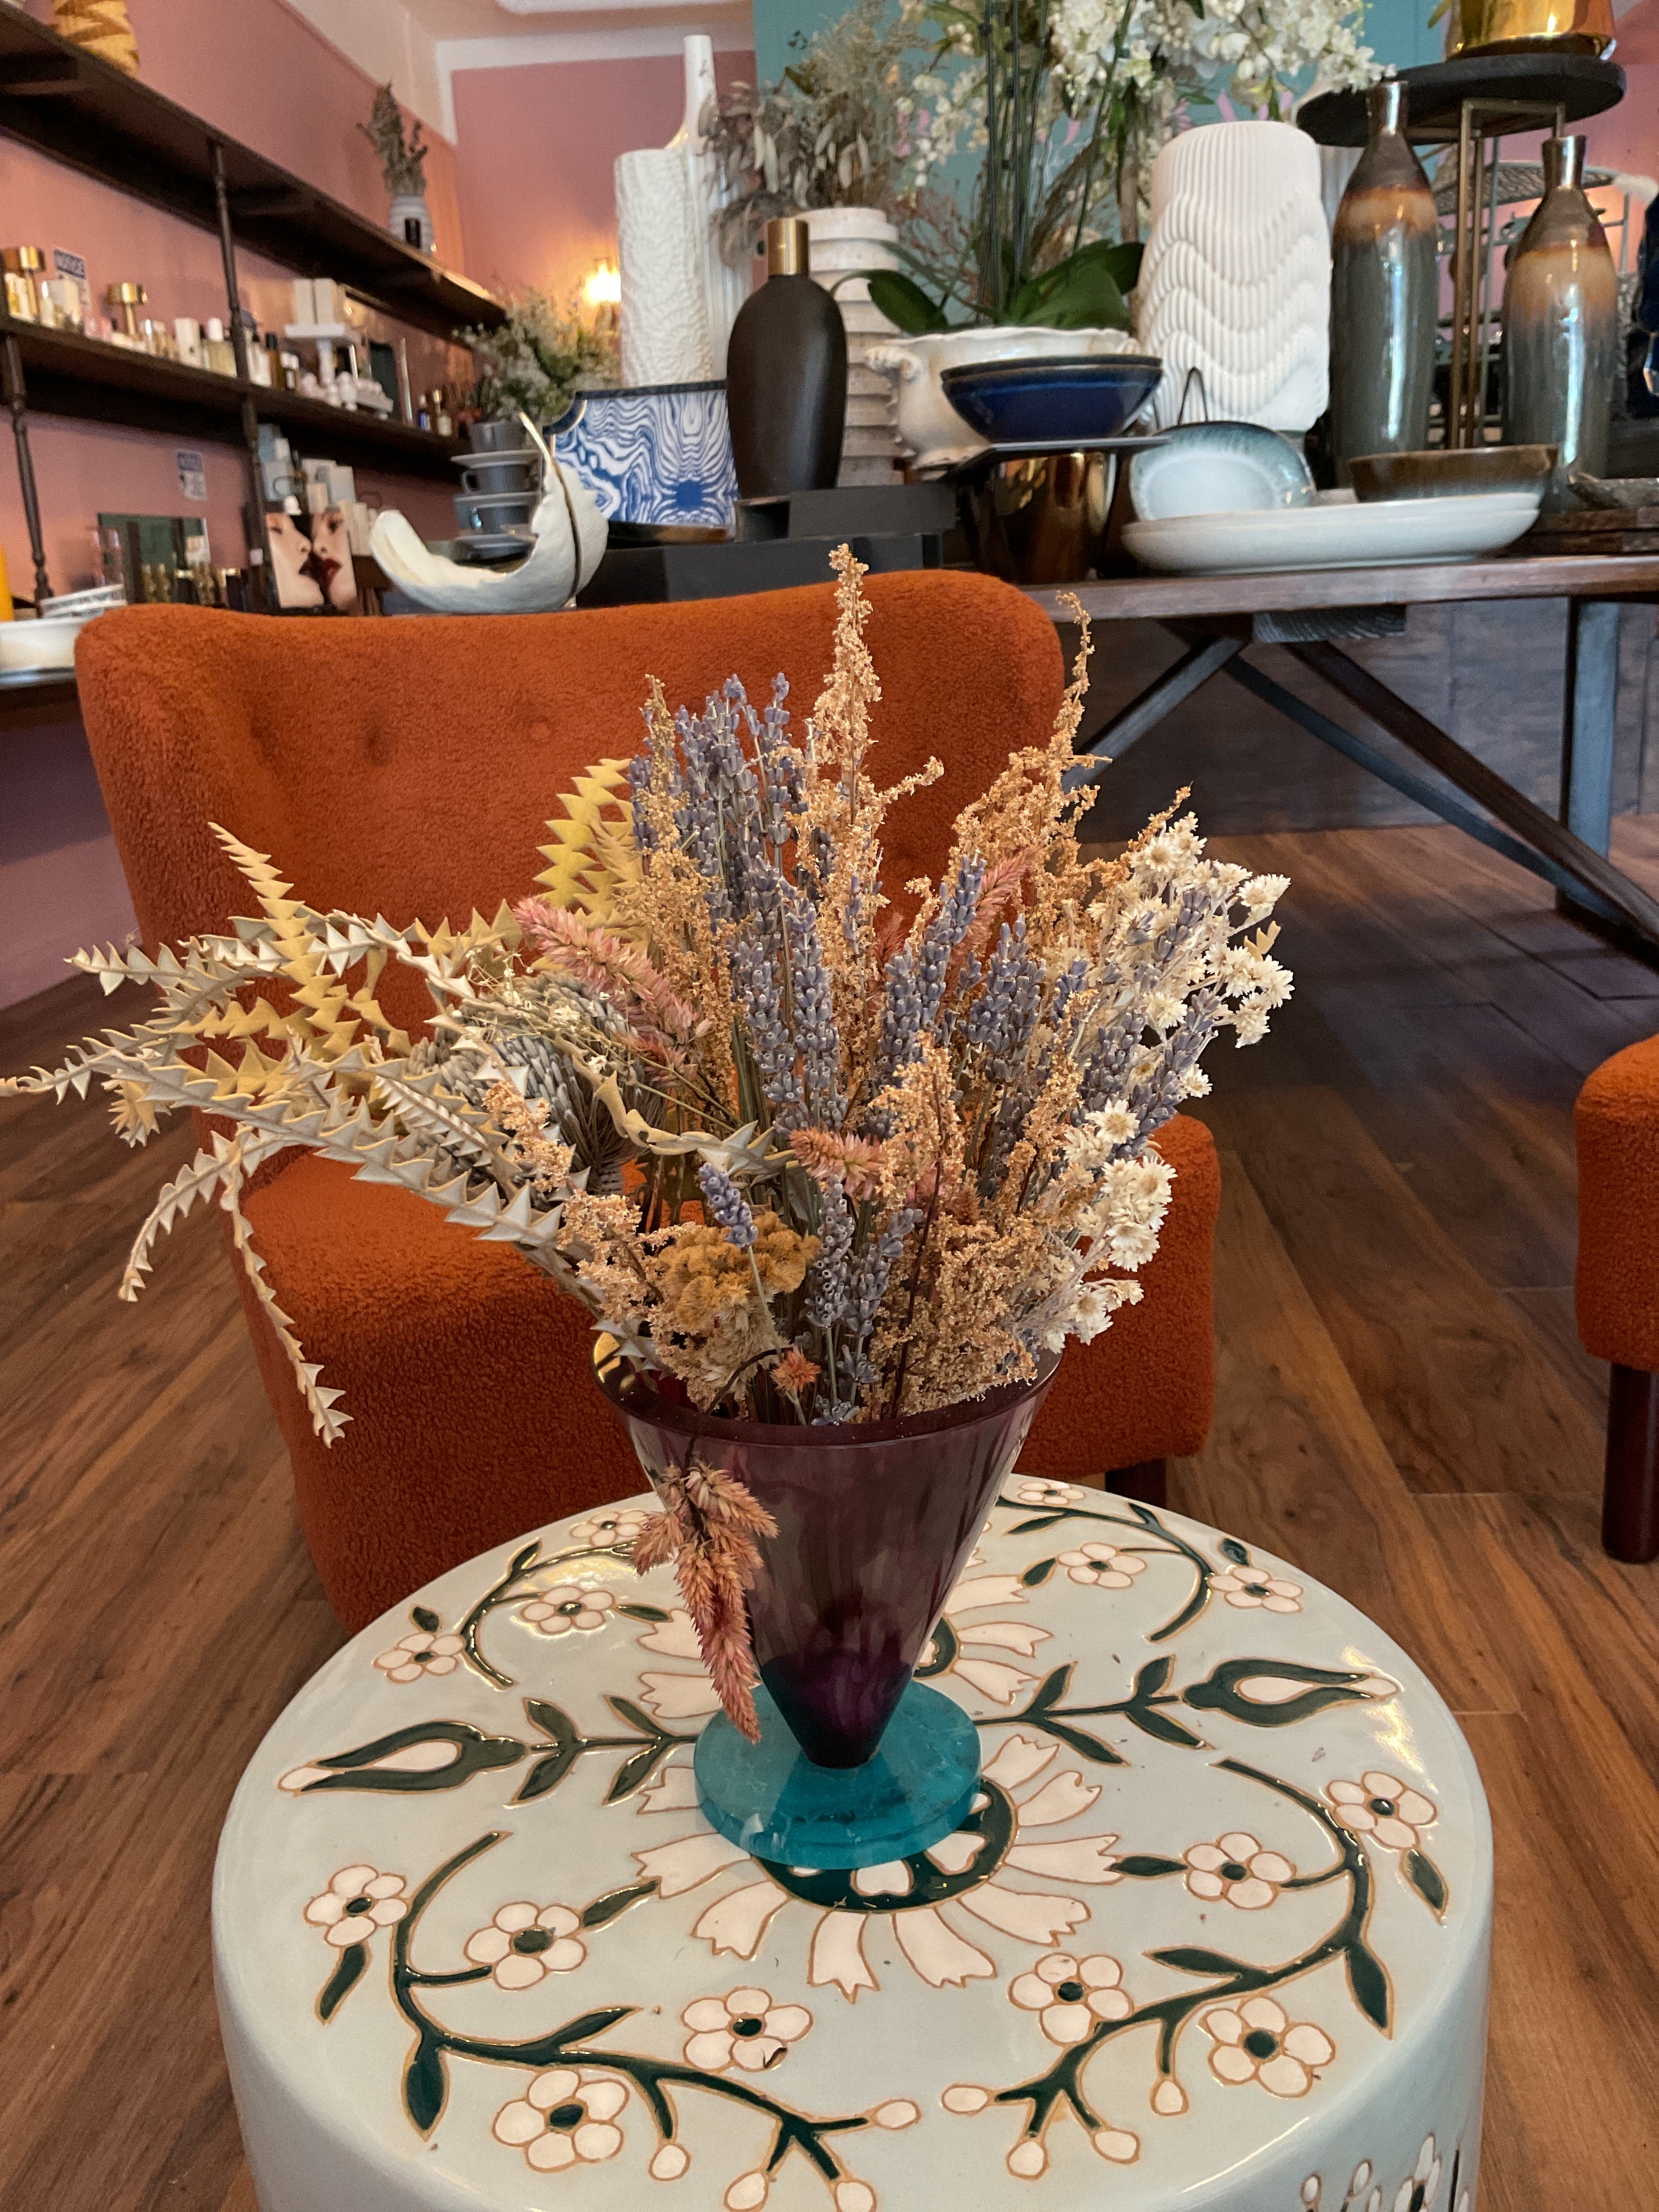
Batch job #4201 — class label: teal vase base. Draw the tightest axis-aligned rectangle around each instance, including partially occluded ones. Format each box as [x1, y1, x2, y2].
[693, 1681, 980, 1871]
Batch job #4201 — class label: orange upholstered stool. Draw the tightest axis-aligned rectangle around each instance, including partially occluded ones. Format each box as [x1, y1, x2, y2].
[1575, 1032, 1659, 1561]
[78, 575, 1221, 1628]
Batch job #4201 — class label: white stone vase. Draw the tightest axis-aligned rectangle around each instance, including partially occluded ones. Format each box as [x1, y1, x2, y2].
[803, 207, 904, 485]
[388, 194, 433, 253]
[1136, 120, 1330, 433]
[867, 325, 1142, 474]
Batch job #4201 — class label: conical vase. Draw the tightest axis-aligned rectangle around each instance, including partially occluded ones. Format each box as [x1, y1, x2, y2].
[596, 1351, 1057, 1865]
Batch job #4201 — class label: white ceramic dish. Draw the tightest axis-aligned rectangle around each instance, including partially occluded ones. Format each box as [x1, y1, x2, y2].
[0, 615, 87, 670]
[1122, 488, 1542, 574]
[1128, 421, 1314, 519]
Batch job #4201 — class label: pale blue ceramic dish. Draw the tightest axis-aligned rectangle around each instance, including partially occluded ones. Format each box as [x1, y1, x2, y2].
[1128, 420, 1314, 520]
[939, 354, 1161, 445]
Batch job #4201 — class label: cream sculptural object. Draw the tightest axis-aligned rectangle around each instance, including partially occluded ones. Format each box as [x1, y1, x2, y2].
[615, 36, 746, 386]
[1137, 121, 1331, 434]
[869, 326, 1143, 473]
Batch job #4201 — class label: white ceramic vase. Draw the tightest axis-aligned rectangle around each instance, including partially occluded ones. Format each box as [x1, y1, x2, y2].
[803, 207, 904, 485]
[615, 36, 747, 387]
[1136, 120, 1330, 433]
[867, 325, 1142, 474]
[387, 194, 433, 253]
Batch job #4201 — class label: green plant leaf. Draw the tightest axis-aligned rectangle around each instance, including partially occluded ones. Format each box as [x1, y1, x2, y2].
[1345, 1939, 1392, 2030]
[867, 269, 951, 335]
[1404, 1848, 1448, 1917]
[317, 1940, 367, 2022]
[1113, 1853, 1186, 1878]
[411, 1604, 441, 1632]
[1008, 242, 1132, 331]
[1147, 1945, 1246, 1976]
[1038, 1716, 1126, 1765]
[581, 1878, 660, 1929]
[605, 1696, 667, 1739]
[605, 1740, 673, 1804]
[404, 2033, 448, 2132]
[1021, 1557, 1057, 1587]
[1125, 1702, 1206, 1750]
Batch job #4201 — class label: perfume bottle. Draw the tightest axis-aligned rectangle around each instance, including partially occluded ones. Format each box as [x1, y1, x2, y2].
[202, 317, 237, 376]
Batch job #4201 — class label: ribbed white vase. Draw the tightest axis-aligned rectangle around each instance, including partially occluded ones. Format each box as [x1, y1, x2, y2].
[804, 207, 904, 486]
[1136, 121, 1330, 432]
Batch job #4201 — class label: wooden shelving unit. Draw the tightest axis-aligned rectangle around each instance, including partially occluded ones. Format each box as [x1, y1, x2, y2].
[0, 9, 504, 602]
[0, 314, 463, 479]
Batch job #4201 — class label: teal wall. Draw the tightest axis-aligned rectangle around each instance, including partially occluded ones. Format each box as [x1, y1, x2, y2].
[751, 0, 1438, 99]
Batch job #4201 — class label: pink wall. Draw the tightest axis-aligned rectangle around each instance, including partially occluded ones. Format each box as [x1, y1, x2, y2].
[453, 49, 755, 303]
[0, 0, 468, 1008]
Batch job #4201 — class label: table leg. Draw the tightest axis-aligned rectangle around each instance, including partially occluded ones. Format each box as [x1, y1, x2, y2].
[1561, 599, 1620, 856]
[1064, 634, 1243, 790]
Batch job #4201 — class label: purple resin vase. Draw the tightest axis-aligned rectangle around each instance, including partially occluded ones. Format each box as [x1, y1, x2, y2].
[596, 1352, 1058, 1770]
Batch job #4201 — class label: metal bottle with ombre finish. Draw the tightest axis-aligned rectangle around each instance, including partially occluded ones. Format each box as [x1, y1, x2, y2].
[1502, 134, 1618, 486]
[1330, 74, 1438, 485]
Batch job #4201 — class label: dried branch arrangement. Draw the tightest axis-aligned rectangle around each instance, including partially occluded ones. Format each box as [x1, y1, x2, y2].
[5, 549, 1290, 1450]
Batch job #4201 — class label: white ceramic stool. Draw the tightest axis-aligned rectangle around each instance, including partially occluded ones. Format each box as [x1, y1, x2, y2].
[216, 1487, 1491, 2211]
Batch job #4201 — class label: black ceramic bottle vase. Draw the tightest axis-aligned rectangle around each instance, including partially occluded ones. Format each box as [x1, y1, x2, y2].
[1330, 73, 1438, 484]
[725, 216, 847, 497]
[1503, 134, 1618, 485]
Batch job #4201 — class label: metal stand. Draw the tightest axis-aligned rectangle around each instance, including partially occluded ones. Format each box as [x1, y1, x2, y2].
[1, 332, 52, 604]
[1446, 97, 1564, 448]
[212, 138, 273, 610]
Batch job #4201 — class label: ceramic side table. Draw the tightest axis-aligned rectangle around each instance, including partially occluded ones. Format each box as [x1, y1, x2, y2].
[215, 1488, 1492, 2212]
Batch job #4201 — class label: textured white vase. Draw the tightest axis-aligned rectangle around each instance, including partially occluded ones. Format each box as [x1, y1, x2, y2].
[1136, 121, 1330, 433]
[803, 207, 903, 486]
[615, 36, 747, 387]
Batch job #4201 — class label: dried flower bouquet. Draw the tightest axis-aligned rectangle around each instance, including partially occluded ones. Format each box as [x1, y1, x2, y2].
[5, 550, 1289, 1452]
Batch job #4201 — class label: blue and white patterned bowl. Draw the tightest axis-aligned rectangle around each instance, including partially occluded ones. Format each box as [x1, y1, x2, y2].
[551, 382, 738, 530]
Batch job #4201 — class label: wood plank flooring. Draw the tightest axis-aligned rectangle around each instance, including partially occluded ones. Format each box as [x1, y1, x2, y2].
[2, 822, 1656, 2209]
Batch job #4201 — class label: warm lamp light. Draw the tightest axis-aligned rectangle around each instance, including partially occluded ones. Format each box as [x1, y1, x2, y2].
[584, 259, 622, 308]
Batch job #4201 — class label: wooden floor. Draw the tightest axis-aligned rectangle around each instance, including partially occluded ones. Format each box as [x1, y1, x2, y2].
[3, 821, 1657, 2210]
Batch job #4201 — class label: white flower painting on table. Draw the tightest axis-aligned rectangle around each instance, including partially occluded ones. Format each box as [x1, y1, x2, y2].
[270, 1494, 1471, 2205]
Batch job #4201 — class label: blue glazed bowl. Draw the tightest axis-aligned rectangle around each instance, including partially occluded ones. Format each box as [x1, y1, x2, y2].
[940, 353, 1161, 445]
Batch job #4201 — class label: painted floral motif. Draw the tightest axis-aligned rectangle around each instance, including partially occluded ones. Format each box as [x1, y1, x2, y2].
[1392, 2135, 1443, 2212]
[1058, 1542, 1147, 1590]
[1328, 1774, 1438, 1854]
[919, 1568, 1051, 1704]
[492, 2069, 628, 2170]
[1014, 1479, 1090, 1507]
[1009, 1951, 1132, 2044]
[1202, 1996, 1335, 2097]
[569, 1505, 654, 1547]
[1210, 1565, 1304, 1613]
[1183, 1831, 1295, 1910]
[373, 1630, 464, 1683]
[303, 1864, 409, 1947]
[634, 1734, 1121, 2002]
[682, 1987, 812, 2072]
[521, 1579, 618, 1637]
[464, 1900, 586, 1988]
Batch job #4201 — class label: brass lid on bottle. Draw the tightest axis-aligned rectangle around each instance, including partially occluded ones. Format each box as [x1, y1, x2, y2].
[765, 217, 810, 278]
[2, 246, 47, 273]
[1543, 135, 1587, 193]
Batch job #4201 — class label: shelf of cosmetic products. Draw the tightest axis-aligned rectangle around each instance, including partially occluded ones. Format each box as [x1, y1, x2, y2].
[0, 10, 503, 342]
[0, 312, 465, 481]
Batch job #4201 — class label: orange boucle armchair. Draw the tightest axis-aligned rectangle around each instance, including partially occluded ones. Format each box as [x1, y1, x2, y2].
[76, 573, 1218, 1629]
[1576, 1034, 1659, 1561]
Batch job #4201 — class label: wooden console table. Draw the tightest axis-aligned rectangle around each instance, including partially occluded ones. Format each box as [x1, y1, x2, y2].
[1029, 555, 1659, 956]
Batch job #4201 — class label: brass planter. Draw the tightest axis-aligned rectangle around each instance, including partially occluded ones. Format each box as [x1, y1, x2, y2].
[1446, 0, 1615, 60]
